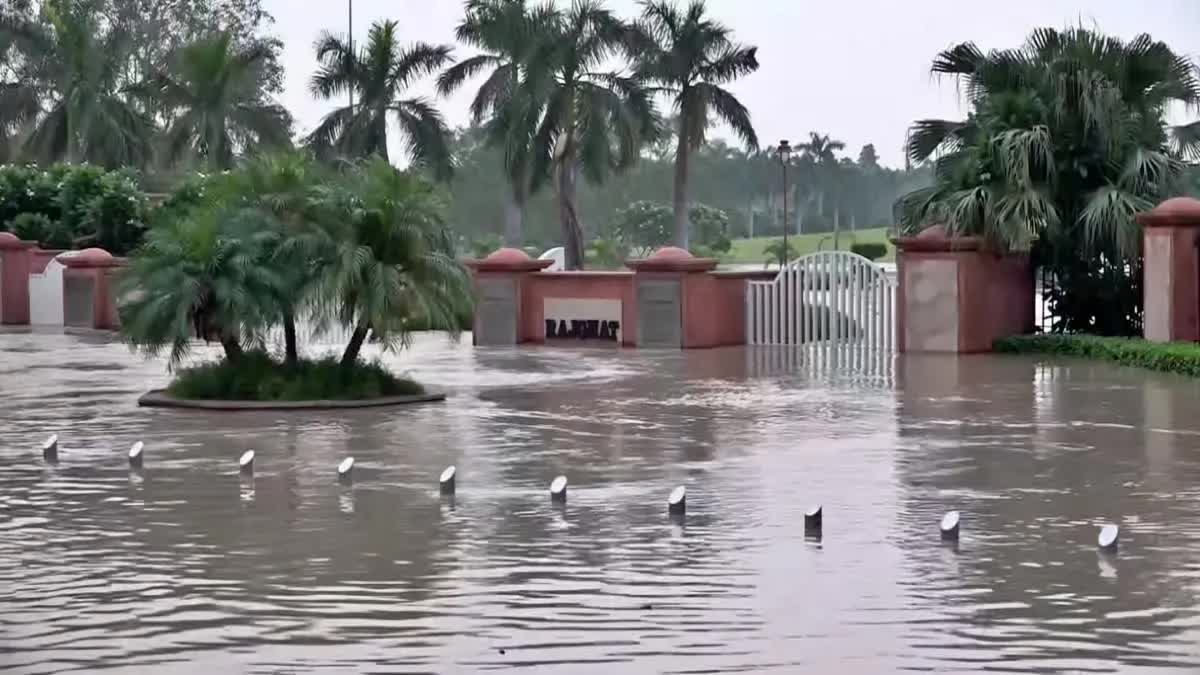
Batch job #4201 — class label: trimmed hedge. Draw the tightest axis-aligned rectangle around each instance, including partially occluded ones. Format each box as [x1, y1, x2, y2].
[994, 334, 1200, 377]
[168, 351, 425, 401]
[851, 242, 888, 261]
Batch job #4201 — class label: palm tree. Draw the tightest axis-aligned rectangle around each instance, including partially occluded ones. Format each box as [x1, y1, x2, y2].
[144, 32, 292, 171]
[206, 151, 328, 367]
[524, 1, 659, 269]
[308, 20, 454, 180]
[314, 158, 473, 368]
[797, 131, 845, 231]
[1, 0, 154, 167]
[900, 27, 1198, 253]
[898, 27, 1200, 335]
[437, 0, 551, 246]
[632, 0, 759, 249]
[119, 207, 284, 366]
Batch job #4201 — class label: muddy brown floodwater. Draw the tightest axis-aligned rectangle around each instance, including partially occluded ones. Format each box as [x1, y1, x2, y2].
[2, 331, 1200, 673]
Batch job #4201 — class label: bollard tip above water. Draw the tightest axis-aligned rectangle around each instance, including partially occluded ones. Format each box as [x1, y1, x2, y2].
[440, 465, 457, 495]
[128, 441, 144, 468]
[337, 457, 355, 482]
[239, 450, 255, 473]
[1098, 524, 1119, 552]
[668, 486, 686, 514]
[940, 511, 960, 540]
[550, 475, 568, 501]
[805, 505, 823, 532]
[42, 434, 59, 459]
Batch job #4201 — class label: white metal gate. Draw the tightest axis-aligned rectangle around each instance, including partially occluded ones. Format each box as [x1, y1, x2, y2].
[746, 251, 896, 350]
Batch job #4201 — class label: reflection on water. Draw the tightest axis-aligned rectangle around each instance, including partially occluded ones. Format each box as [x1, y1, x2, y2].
[2, 332, 1200, 672]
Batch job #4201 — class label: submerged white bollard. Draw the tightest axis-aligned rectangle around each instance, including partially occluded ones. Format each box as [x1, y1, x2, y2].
[1098, 524, 1119, 552]
[239, 450, 255, 475]
[805, 505, 823, 535]
[128, 441, 144, 469]
[337, 457, 355, 483]
[668, 486, 686, 515]
[42, 435, 58, 461]
[940, 511, 961, 541]
[550, 475, 568, 502]
[440, 466, 456, 495]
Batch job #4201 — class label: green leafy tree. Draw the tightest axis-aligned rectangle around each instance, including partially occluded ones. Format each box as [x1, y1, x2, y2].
[314, 158, 473, 368]
[142, 32, 291, 170]
[438, 0, 551, 246]
[307, 20, 454, 179]
[525, 1, 659, 270]
[609, 200, 671, 256]
[1, 0, 154, 166]
[119, 206, 283, 365]
[898, 27, 1200, 334]
[608, 199, 729, 257]
[631, 0, 759, 250]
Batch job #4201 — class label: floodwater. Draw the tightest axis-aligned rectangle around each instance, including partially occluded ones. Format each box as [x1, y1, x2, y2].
[3, 331, 1200, 674]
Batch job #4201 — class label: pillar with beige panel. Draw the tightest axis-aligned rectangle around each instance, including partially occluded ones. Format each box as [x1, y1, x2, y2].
[464, 248, 554, 346]
[58, 247, 126, 330]
[891, 225, 1034, 353]
[1137, 197, 1200, 343]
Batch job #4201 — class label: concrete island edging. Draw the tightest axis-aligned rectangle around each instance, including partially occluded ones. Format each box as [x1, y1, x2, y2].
[137, 389, 448, 411]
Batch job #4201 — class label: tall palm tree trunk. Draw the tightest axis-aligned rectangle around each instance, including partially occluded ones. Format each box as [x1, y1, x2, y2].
[504, 185, 525, 247]
[672, 124, 691, 250]
[219, 333, 244, 363]
[341, 324, 370, 368]
[557, 160, 585, 270]
[282, 308, 299, 367]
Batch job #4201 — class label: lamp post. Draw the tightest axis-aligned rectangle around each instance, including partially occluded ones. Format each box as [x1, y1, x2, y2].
[778, 139, 792, 268]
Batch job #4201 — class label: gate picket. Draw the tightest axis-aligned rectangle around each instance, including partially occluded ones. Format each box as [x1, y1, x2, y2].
[745, 251, 896, 350]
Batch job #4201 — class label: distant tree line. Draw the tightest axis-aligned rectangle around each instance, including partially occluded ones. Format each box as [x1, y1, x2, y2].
[445, 124, 931, 251]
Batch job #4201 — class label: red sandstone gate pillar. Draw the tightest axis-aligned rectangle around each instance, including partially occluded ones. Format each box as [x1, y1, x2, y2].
[465, 248, 553, 346]
[1137, 198, 1200, 343]
[59, 248, 125, 330]
[0, 232, 36, 325]
[892, 226, 1033, 353]
[626, 247, 718, 349]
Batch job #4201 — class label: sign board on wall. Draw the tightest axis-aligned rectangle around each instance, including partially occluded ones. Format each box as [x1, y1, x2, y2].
[544, 298, 622, 342]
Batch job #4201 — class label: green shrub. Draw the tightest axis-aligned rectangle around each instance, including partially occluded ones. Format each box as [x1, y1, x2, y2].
[763, 239, 799, 266]
[994, 334, 1200, 377]
[0, 165, 60, 226]
[79, 172, 147, 254]
[167, 351, 426, 401]
[851, 242, 888, 261]
[8, 212, 73, 248]
[0, 164, 147, 254]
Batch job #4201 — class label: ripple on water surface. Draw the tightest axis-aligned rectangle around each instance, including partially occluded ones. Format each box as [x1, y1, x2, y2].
[2, 337, 1200, 672]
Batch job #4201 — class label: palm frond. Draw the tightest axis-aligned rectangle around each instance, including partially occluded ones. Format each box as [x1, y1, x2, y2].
[905, 119, 971, 163]
[392, 97, 454, 182]
[695, 82, 757, 149]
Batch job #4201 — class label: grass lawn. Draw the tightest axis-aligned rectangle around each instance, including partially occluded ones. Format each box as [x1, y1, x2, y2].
[725, 227, 894, 265]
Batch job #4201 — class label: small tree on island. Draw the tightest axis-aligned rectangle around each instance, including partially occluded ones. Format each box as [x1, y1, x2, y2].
[118, 154, 474, 400]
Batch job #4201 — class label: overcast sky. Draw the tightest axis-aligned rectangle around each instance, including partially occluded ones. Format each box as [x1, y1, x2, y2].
[265, 0, 1200, 168]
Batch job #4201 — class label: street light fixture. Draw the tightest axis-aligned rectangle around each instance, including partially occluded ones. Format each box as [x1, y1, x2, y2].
[778, 139, 792, 268]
